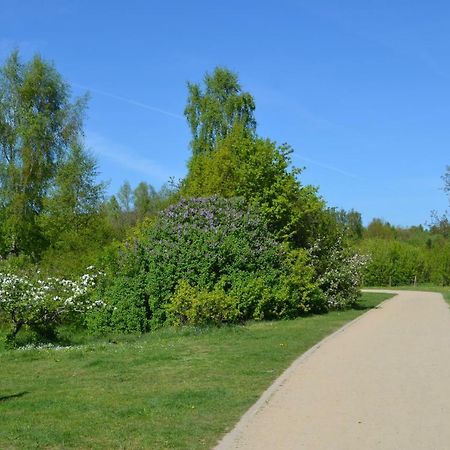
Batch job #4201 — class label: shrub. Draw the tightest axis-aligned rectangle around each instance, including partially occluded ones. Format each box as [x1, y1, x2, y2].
[228, 250, 326, 320]
[426, 241, 450, 286]
[95, 196, 285, 331]
[86, 275, 149, 334]
[94, 197, 341, 332]
[227, 272, 276, 320]
[0, 268, 103, 344]
[360, 239, 426, 286]
[166, 254, 326, 326]
[274, 249, 327, 315]
[166, 280, 240, 326]
[310, 236, 368, 309]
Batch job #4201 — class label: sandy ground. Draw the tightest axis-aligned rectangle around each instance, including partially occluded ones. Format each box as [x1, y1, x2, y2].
[215, 290, 450, 450]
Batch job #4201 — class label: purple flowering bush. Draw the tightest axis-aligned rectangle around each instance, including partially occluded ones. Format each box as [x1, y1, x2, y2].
[91, 196, 324, 332]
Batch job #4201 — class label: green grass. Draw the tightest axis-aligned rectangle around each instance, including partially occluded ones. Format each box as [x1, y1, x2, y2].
[365, 285, 450, 303]
[0, 292, 391, 450]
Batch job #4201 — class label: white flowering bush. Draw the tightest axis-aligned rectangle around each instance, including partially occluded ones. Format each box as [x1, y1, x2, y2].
[0, 267, 105, 343]
[309, 236, 370, 309]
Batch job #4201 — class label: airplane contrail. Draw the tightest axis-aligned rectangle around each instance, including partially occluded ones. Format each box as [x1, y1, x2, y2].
[72, 83, 361, 181]
[298, 155, 363, 180]
[72, 82, 184, 120]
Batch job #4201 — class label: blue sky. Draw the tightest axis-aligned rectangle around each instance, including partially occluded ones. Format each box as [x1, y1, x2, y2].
[1, 0, 449, 226]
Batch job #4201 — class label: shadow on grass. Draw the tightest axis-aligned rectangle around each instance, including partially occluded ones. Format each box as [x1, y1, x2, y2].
[7, 327, 74, 349]
[0, 391, 28, 402]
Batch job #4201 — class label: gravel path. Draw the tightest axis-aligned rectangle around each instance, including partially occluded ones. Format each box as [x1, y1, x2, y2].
[216, 290, 450, 450]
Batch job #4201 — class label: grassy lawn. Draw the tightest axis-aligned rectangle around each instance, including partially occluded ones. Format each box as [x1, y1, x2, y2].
[0, 292, 391, 450]
[365, 285, 450, 303]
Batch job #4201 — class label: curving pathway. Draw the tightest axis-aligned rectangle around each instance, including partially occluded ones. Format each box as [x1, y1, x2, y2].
[216, 290, 450, 450]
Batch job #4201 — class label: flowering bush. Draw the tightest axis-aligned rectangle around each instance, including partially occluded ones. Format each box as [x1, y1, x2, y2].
[0, 267, 104, 343]
[94, 196, 287, 332]
[309, 236, 369, 309]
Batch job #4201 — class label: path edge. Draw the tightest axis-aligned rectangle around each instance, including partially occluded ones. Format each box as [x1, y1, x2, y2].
[214, 291, 398, 449]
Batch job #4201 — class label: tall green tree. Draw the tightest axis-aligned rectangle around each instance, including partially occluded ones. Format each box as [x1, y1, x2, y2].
[38, 143, 116, 277]
[117, 180, 133, 213]
[182, 125, 324, 243]
[184, 67, 256, 155]
[39, 145, 105, 245]
[133, 181, 157, 221]
[182, 68, 328, 245]
[332, 208, 363, 240]
[365, 218, 396, 240]
[105, 195, 124, 238]
[0, 51, 87, 257]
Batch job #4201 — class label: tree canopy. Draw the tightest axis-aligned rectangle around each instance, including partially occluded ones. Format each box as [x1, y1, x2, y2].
[0, 51, 105, 266]
[182, 69, 325, 245]
[184, 67, 256, 155]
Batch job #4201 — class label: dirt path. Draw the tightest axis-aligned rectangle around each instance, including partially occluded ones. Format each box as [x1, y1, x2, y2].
[216, 290, 450, 450]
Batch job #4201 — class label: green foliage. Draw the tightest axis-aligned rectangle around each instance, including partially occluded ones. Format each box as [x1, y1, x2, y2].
[227, 250, 327, 321]
[171, 249, 327, 325]
[0, 51, 88, 258]
[86, 275, 149, 334]
[0, 253, 34, 274]
[364, 218, 396, 240]
[359, 219, 450, 287]
[166, 251, 326, 327]
[226, 272, 276, 320]
[426, 240, 450, 286]
[105, 180, 177, 240]
[36, 145, 108, 275]
[184, 67, 256, 155]
[276, 249, 327, 314]
[134, 181, 158, 221]
[359, 206, 450, 288]
[330, 208, 363, 240]
[0, 56, 392, 338]
[117, 180, 133, 213]
[430, 212, 450, 239]
[104, 195, 125, 239]
[93, 196, 285, 332]
[166, 280, 240, 326]
[311, 237, 368, 308]
[182, 126, 324, 242]
[182, 67, 329, 246]
[39, 217, 112, 279]
[39, 145, 105, 238]
[360, 238, 427, 286]
[0, 51, 113, 278]
[93, 196, 330, 333]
